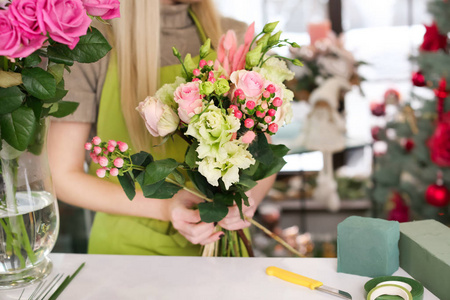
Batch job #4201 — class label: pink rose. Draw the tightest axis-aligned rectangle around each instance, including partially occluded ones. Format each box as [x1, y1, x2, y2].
[230, 70, 265, 102]
[0, 10, 45, 58]
[37, 0, 92, 49]
[137, 96, 180, 137]
[174, 81, 204, 124]
[9, 0, 44, 37]
[81, 0, 120, 20]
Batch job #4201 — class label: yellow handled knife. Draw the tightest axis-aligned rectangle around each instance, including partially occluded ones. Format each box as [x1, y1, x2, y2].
[266, 266, 352, 299]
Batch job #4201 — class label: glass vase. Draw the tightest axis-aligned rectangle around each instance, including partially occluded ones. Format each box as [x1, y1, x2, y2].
[0, 119, 59, 289]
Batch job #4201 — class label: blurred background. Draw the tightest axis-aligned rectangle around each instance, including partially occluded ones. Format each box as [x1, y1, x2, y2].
[55, 0, 450, 257]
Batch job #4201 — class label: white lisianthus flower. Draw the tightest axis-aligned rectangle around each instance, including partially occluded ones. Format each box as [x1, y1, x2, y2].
[186, 103, 240, 159]
[254, 56, 295, 85]
[155, 76, 187, 109]
[197, 140, 255, 189]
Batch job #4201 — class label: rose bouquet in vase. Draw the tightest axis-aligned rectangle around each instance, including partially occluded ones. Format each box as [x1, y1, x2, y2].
[0, 0, 119, 288]
[87, 21, 303, 257]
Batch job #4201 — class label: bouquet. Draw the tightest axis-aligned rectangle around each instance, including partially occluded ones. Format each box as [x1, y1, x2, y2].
[86, 21, 303, 257]
[0, 0, 119, 272]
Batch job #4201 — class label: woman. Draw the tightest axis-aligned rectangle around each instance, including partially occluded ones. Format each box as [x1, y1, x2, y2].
[48, 0, 275, 255]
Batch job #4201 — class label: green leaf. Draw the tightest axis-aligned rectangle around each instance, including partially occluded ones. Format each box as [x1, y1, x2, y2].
[41, 79, 68, 103]
[271, 143, 290, 157]
[47, 63, 65, 84]
[185, 141, 199, 169]
[21, 68, 57, 100]
[187, 170, 216, 199]
[47, 45, 74, 66]
[214, 193, 236, 206]
[49, 101, 79, 118]
[144, 159, 179, 185]
[144, 181, 182, 199]
[0, 86, 25, 114]
[23, 51, 42, 68]
[248, 132, 273, 165]
[71, 28, 112, 63]
[131, 151, 154, 167]
[0, 70, 22, 88]
[236, 175, 258, 191]
[171, 169, 186, 186]
[0, 107, 36, 151]
[118, 172, 136, 200]
[198, 202, 228, 223]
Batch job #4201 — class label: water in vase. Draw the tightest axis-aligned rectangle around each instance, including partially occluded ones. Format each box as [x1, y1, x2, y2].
[0, 191, 59, 273]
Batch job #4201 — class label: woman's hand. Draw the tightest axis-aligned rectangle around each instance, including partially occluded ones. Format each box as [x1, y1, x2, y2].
[167, 190, 223, 245]
[218, 197, 256, 231]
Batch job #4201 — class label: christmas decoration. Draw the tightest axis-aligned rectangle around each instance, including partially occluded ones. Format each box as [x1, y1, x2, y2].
[370, 102, 386, 116]
[384, 88, 401, 105]
[412, 71, 426, 87]
[420, 22, 447, 52]
[369, 0, 450, 225]
[387, 191, 410, 222]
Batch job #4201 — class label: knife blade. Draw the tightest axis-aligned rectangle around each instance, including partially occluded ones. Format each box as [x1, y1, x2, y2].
[266, 266, 352, 299]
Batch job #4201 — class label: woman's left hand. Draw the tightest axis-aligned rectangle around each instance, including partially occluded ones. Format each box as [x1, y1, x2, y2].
[218, 197, 256, 231]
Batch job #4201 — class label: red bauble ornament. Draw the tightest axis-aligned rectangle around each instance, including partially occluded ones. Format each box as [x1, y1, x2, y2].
[402, 138, 415, 152]
[370, 102, 385, 116]
[384, 88, 401, 105]
[412, 71, 426, 87]
[425, 184, 450, 207]
[420, 22, 447, 52]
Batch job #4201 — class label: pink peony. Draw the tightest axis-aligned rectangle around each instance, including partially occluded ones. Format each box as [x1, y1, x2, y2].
[174, 81, 204, 124]
[81, 0, 120, 20]
[137, 96, 179, 137]
[37, 0, 92, 49]
[230, 70, 265, 102]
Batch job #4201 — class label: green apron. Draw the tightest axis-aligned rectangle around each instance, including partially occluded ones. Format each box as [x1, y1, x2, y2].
[88, 12, 215, 256]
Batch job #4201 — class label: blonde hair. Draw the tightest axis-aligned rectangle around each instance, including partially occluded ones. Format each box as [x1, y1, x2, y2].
[112, 0, 222, 152]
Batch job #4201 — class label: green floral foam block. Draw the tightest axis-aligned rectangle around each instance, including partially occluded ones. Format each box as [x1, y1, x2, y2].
[337, 216, 400, 277]
[400, 219, 450, 300]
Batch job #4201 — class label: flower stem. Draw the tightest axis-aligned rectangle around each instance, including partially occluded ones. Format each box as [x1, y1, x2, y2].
[2, 56, 8, 71]
[246, 217, 304, 257]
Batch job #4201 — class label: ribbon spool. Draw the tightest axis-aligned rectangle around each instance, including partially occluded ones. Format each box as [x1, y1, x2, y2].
[365, 276, 424, 300]
[367, 284, 412, 300]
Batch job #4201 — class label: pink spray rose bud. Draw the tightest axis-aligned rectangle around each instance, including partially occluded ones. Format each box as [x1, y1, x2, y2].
[244, 118, 255, 128]
[229, 105, 238, 112]
[84, 142, 93, 151]
[256, 111, 266, 118]
[268, 123, 279, 133]
[262, 90, 271, 99]
[234, 89, 243, 98]
[93, 146, 102, 155]
[81, 0, 120, 20]
[109, 167, 119, 177]
[239, 94, 246, 101]
[199, 59, 207, 68]
[193, 69, 201, 76]
[272, 97, 283, 107]
[98, 156, 108, 167]
[108, 140, 117, 147]
[90, 152, 99, 164]
[266, 84, 276, 94]
[174, 82, 204, 124]
[268, 108, 277, 117]
[241, 131, 256, 144]
[209, 77, 216, 83]
[264, 116, 273, 124]
[96, 167, 107, 178]
[107, 145, 115, 152]
[192, 78, 200, 82]
[234, 110, 243, 119]
[246, 101, 256, 110]
[261, 101, 269, 110]
[103, 150, 109, 156]
[92, 136, 101, 145]
[37, 0, 92, 49]
[219, 75, 226, 79]
[114, 157, 124, 168]
[207, 60, 214, 67]
[117, 142, 128, 152]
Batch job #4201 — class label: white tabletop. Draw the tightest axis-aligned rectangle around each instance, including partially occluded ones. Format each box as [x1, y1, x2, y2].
[1, 253, 438, 300]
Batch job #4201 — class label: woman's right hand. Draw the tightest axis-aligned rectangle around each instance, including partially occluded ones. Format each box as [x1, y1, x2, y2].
[167, 190, 223, 245]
